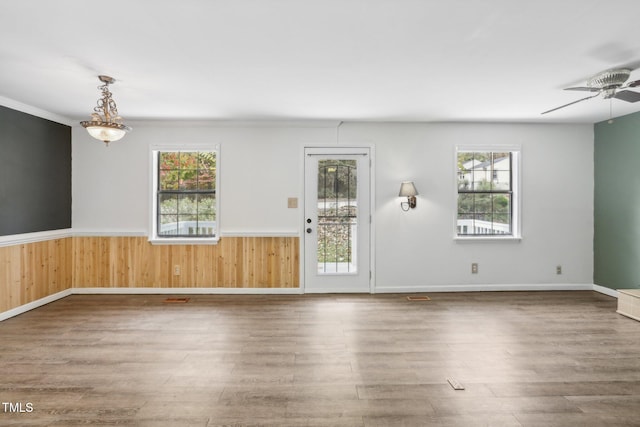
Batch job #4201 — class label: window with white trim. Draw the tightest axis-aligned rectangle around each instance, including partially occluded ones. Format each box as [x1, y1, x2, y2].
[456, 148, 520, 238]
[149, 146, 219, 244]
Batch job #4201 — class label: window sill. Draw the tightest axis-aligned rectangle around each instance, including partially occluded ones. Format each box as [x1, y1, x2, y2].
[148, 237, 220, 245]
[455, 235, 521, 243]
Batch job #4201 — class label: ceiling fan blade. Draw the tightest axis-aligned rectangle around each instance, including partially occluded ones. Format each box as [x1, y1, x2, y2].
[541, 94, 601, 115]
[614, 90, 640, 103]
[626, 79, 640, 88]
[564, 86, 600, 92]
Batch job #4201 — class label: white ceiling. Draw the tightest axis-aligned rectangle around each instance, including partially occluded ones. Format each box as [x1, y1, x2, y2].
[2, 0, 640, 124]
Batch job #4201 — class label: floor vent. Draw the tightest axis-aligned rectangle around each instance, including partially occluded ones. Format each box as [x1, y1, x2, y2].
[406, 295, 430, 301]
[447, 378, 465, 390]
[163, 297, 190, 303]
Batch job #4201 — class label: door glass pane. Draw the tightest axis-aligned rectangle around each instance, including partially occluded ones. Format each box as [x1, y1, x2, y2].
[317, 159, 357, 274]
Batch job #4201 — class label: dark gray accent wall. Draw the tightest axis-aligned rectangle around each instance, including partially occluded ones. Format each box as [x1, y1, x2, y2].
[0, 105, 71, 236]
[594, 111, 640, 290]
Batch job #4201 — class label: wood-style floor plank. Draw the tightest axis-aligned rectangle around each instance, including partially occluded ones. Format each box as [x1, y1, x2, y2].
[1, 291, 640, 426]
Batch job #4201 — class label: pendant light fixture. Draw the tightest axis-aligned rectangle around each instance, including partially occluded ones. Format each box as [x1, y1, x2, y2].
[80, 75, 132, 146]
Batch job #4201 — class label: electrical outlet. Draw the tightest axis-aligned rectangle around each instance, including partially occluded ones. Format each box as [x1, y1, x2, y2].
[471, 263, 478, 274]
[173, 265, 181, 276]
[556, 265, 562, 275]
[287, 197, 298, 208]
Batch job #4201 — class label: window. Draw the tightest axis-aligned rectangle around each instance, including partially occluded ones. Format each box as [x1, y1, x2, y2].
[456, 148, 520, 238]
[149, 146, 219, 244]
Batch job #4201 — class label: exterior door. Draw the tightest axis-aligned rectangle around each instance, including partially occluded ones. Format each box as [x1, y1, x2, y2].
[304, 147, 371, 292]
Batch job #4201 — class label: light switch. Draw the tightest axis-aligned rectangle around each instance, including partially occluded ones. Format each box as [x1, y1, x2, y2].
[288, 197, 298, 208]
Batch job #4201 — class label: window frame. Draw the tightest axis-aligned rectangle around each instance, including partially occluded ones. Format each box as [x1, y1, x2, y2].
[148, 144, 220, 245]
[454, 145, 521, 241]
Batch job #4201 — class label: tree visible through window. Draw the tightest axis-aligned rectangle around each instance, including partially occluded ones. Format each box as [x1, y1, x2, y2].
[457, 151, 513, 236]
[316, 160, 358, 273]
[157, 151, 217, 238]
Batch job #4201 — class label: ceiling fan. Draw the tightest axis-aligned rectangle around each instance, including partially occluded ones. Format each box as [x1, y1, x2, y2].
[542, 68, 640, 114]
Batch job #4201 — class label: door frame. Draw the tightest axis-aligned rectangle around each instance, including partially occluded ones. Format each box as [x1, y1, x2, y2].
[300, 145, 376, 293]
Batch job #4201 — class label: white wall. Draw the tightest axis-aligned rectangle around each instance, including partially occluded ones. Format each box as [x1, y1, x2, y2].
[73, 121, 594, 290]
[339, 122, 594, 290]
[72, 122, 336, 235]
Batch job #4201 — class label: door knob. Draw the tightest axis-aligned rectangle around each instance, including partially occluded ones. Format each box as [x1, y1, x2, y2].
[306, 228, 312, 234]
[306, 218, 312, 223]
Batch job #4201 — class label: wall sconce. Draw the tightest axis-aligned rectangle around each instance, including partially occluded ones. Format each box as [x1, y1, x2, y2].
[399, 181, 418, 211]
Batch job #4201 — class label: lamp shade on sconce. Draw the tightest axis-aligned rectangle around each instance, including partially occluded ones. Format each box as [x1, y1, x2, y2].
[398, 181, 418, 197]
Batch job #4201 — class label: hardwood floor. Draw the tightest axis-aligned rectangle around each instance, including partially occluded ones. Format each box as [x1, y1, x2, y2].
[1, 291, 640, 426]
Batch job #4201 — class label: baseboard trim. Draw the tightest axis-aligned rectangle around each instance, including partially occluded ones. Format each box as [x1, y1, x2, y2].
[0, 289, 73, 322]
[374, 283, 595, 293]
[592, 284, 618, 298]
[303, 288, 373, 294]
[73, 287, 303, 295]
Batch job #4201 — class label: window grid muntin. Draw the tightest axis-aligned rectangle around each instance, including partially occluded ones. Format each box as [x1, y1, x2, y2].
[157, 151, 216, 238]
[457, 152, 513, 236]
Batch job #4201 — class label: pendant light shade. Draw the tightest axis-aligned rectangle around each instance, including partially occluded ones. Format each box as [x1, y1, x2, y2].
[85, 123, 128, 143]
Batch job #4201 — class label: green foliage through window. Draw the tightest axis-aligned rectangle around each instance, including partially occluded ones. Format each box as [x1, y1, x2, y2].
[157, 151, 217, 238]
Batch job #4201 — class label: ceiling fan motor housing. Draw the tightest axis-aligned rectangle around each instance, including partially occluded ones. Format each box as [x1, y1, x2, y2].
[588, 69, 631, 91]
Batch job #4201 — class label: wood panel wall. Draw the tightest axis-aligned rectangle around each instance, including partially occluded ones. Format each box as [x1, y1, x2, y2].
[0, 238, 72, 313]
[1, 236, 299, 314]
[72, 236, 299, 288]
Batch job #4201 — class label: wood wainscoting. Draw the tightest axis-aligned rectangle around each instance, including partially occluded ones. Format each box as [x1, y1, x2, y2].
[0, 238, 72, 313]
[1, 236, 299, 314]
[72, 236, 300, 289]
